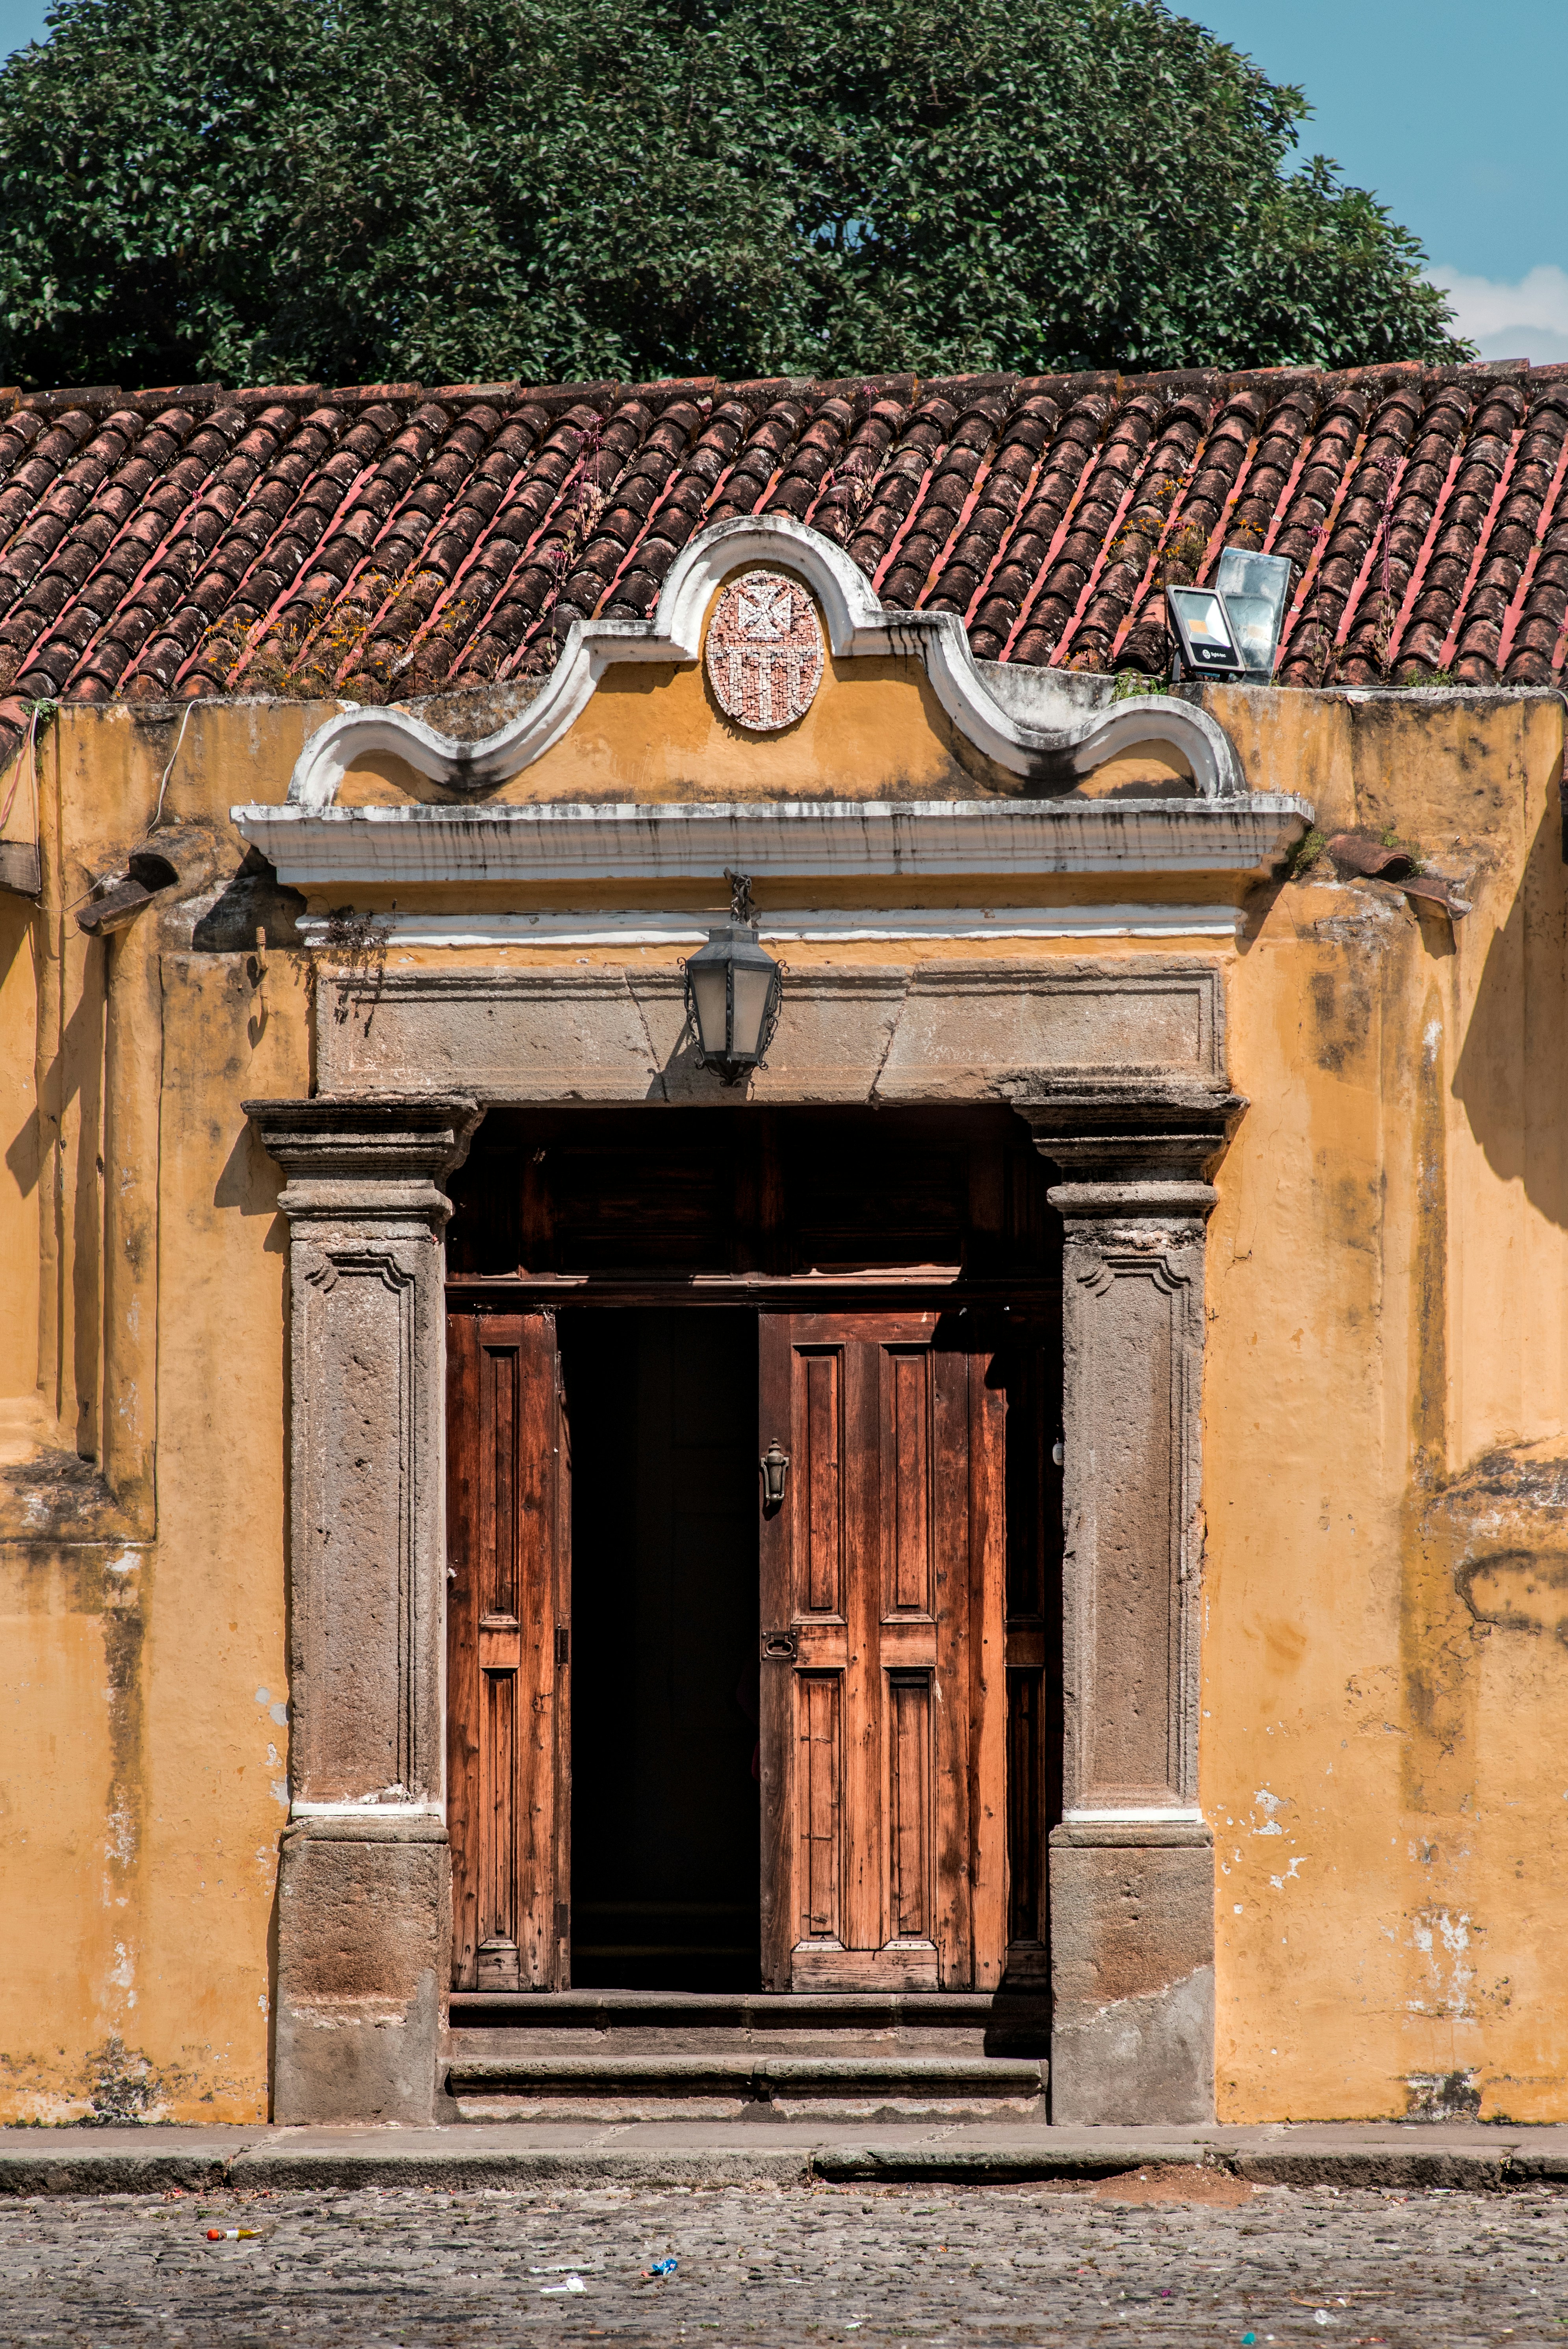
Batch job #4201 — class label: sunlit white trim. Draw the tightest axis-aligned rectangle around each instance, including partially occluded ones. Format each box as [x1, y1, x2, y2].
[280, 516, 1249, 809]
[289, 1800, 446, 1820]
[1065, 1807, 1208, 1825]
[295, 903, 1241, 949]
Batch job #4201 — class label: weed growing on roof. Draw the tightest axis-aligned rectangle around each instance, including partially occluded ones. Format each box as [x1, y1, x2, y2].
[507, 410, 612, 677]
[1105, 474, 1188, 578]
[1359, 590, 1397, 677]
[1286, 825, 1326, 880]
[203, 562, 474, 703]
[1298, 626, 1340, 690]
[1379, 824, 1425, 872]
[541, 419, 610, 607]
[1112, 668, 1168, 701]
[816, 444, 880, 532]
[1156, 521, 1208, 587]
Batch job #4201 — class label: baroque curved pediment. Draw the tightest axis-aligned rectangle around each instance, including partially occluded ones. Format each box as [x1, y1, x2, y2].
[277, 514, 1247, 810]
[232, 516, 1313, 889]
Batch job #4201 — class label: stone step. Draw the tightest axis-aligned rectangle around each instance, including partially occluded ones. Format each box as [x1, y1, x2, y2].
[447, 1989, 1050, 2057]
[442, 2052, 1047, 2126]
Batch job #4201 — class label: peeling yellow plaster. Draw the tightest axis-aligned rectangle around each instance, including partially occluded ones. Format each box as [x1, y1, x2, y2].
[2, 670, 1567, 2123]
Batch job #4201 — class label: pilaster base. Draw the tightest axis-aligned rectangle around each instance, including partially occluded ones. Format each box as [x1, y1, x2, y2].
[1048, 1824, 1215, 2125]
[274, 1817, 450, 2125]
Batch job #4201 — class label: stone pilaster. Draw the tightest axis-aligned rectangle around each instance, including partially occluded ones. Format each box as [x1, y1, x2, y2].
[245, 1094, 480, 2124]
[1017, 1079, 1243, 2126]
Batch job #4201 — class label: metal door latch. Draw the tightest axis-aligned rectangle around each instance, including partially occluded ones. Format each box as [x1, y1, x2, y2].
[761, 1629, 799, 1662]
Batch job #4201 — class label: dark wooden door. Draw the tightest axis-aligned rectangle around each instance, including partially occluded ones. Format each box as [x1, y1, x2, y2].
[446, 1308, 571, 1991]
[757, 1311, 1009, 1991]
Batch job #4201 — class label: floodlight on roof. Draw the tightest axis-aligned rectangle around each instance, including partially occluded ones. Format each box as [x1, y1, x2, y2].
[1166, 548, 1293, 684]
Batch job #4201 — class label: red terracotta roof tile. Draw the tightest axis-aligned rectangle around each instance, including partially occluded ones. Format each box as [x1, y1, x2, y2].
[0, 362, 1565, 769]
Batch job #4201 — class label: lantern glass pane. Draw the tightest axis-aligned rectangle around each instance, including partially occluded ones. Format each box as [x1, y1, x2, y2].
[1214, 548, 1292, 677]
[729, 963, 776, 1060]
[688, 962, 730, 1057]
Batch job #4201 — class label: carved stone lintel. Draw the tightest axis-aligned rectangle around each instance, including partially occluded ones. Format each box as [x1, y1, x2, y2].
[312, 959, 1230, 1105]
[1018, 1079, 1243, 2126]
[247, 1093, 480, 2124]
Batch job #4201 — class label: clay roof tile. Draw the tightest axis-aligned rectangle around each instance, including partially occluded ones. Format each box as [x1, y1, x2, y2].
[0, 362, 1561, 718]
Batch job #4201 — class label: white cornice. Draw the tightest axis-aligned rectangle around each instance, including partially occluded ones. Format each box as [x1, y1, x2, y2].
[234, 794, 1311, 886]
[278, 515, 1249, 808]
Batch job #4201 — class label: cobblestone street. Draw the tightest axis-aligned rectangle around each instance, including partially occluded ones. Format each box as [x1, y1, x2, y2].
[1, 2173, 1565, 2346]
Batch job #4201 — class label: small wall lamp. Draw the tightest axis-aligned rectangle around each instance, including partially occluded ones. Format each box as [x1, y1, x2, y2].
[760, 1439, 790, 1508]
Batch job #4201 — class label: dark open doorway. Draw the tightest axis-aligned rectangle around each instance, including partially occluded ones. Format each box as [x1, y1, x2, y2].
[562, 1308, 761, 1991]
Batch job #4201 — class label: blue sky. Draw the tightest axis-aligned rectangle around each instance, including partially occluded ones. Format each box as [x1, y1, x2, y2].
[0, 0, 1562, 362]
[1180, 0, 1566, 361]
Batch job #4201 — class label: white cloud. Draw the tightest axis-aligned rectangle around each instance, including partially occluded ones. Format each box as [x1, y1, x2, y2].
[1428, 265, 1568, 364]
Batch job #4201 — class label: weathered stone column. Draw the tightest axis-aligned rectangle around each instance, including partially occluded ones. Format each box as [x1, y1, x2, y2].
[1017, 1078, 1243, 2126]
[246, 1094, 480, 2125]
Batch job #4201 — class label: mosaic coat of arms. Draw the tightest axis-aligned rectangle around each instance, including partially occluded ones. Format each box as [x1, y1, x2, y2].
[704, 570, 825, 731]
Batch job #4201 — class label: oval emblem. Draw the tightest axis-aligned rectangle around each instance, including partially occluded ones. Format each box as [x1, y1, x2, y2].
[704, 569, 825, 732]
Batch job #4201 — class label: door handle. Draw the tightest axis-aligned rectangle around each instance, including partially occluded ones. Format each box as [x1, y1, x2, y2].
[760, 1438, 790, 1509]
[761, 1629, 799, 1662]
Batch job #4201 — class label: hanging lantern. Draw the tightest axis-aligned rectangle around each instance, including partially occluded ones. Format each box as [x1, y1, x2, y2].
[683, 871, 783, 1086]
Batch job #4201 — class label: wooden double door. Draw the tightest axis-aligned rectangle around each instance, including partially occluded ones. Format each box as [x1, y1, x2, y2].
[447, 1303, 1055, 1995]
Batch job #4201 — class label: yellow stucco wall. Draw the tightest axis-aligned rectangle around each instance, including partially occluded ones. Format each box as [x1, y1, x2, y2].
[0, 610, 1564, 2123]
[1209, 688, 1568, 2122]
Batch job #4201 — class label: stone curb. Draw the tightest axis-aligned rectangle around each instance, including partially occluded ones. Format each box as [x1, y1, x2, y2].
[0, 2148, 234, 2197]
[234, 2147, 818, 2191]
[1231, 2149, 1512, 2192]
[1, 2129, 1563, 2197]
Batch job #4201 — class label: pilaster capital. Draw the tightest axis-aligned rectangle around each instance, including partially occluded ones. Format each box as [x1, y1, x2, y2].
[244, 1093, 481, 1225]
[1013, 1077, 1245, 1212]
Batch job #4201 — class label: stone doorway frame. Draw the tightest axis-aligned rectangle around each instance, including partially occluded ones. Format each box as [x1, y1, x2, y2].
[247, 958, 1241, 2128]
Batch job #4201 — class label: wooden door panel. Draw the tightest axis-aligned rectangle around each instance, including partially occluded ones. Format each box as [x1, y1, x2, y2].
[479, 1647, 519, 1958]
[883, 1347, 933, 1618]
[760, 1310, 1006, 1993]
[798, 1672, 842, 1943]
[888, 1670, 933, 1941]
[800, 1348, 844, 1616]
[447, 1308, 570, 1992]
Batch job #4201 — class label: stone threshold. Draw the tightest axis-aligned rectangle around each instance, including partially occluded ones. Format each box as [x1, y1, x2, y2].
[5, 2122, 1568, 2195]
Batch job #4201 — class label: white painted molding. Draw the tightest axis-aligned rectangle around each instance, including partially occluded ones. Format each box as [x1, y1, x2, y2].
[1064, 1809, 1208, 1826]
[295, 904, 1241, 948]
[289, 1800, 446, 1822]
[234, 794, 1311, 886]
[279, 515, 1248, 808]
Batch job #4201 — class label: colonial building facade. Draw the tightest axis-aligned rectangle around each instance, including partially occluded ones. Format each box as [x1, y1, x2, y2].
[1, 362, 1566, 2129]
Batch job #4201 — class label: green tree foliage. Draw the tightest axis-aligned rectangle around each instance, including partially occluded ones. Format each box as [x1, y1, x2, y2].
[0, 0, 1468, 390]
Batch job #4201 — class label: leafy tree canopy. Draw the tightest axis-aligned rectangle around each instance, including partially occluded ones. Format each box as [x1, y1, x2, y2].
[0, 0, 1468, 390]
